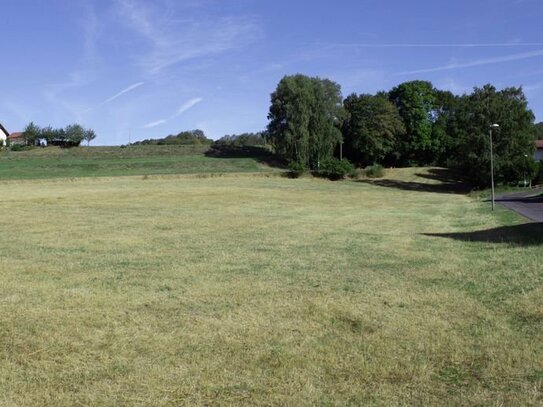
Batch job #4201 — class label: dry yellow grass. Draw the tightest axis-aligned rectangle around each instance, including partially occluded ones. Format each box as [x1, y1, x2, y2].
[0, 171, 541, 406]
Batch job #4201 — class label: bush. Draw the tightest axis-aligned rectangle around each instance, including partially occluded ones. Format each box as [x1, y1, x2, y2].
[317, 158, 354, 180]
[347, 168, 365, 179]
[288, 161, 306, 178]
[364, 164, 385, 178]
[10, 144, 23, 152]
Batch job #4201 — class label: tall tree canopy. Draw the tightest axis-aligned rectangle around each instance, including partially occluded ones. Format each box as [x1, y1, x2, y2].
[267, 74, 344, 168]
[64, 124, 86, 146]
[448, 85, 536, 187]
[429, 90, 458, 166]
[388, 80, 437, 165]
[342, 93, 405, 166]
[265, 74, 539, 186]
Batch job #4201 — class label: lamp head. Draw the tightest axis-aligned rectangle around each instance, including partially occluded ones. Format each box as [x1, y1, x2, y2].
[491, 123, 499, 129]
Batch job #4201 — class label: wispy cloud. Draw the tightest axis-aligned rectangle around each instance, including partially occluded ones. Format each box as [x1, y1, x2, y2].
[2, 100, 32, 124]
[399, 49, 543, 75]
[101, 82, 145, 105]
[174, 97, 203, 117]
[434, 77, 472, 95]
[144, 119, 167, 128]
[116, 0, 261, 75]
[79, 1, 100, 64]
[524, 82, 543, 93]
[43, 72, 92, 121]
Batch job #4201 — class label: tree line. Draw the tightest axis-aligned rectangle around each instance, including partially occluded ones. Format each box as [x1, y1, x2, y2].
[266, 75, 540, 187]
[22, 122, 96, 147]
[132, 129, 212, 145]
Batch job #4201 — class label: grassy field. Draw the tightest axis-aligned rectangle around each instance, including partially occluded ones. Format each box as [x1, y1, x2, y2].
[0, 145, 275, 180]
[0, 169, 541, 406]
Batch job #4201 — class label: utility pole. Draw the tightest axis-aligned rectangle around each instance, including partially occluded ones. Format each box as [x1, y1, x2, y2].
[489, 124, 499, 211]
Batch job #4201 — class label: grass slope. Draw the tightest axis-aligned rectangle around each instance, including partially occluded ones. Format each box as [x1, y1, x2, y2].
[0, 145, 274, 180]
[0, 170, 541, 405]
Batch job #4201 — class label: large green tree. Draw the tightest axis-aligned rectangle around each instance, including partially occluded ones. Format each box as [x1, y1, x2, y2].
[448, 85, 536, 187]
[429, 89, 459, 166]
[64, 124, 85, 146]
[342, 93, 405, 166]
[388, 80, 437, 165]
[267, 74, 344, 168]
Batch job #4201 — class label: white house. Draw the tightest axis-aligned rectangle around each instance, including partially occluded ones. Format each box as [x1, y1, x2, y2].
[0, 123, 8, 146]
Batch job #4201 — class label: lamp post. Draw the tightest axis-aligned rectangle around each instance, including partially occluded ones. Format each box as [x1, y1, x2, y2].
[524, 154, 529, 187]
[489, 124, 499, 211]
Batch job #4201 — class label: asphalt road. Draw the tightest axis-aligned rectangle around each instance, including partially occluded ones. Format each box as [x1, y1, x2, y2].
[496, 189, 543, 222]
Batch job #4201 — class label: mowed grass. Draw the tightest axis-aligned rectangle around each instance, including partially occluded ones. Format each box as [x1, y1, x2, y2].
[0, 170, 541, 406]
[0, 145, 273, 180]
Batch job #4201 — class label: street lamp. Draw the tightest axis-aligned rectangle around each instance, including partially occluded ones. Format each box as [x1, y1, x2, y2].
[524, 154, 529, 187]
[489, 124, 499, 211]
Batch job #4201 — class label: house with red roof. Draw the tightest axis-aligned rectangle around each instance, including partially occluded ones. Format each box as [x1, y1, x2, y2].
[7, 132, 25, 145]
[536, 140, 543, 162]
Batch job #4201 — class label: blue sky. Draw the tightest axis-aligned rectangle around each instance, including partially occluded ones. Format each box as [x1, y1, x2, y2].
[1, 0, 543, 145]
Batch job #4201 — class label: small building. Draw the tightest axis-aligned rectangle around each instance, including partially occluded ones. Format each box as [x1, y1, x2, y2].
[535, 140, 543, 162]
[0, 123, 9, 146]
[7, 132, 25, 145]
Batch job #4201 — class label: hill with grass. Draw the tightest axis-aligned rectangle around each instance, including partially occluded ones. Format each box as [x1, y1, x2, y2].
[0, 144, 278, 180]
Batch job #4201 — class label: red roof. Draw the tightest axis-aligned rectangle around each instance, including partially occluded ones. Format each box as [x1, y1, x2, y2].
[536, 140, 543, 149]
[8, 132, 23, 140]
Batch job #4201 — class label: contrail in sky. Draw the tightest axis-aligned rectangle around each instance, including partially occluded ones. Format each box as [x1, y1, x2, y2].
[333, 42, 543, 48]
[143, 119, 167, 129]
[174, 97, 203, 117]
[399, 49, 543, 75]
[102, 82, 145, 105]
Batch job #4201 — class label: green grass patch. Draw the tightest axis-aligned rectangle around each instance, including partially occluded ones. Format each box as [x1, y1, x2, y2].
[0, 170, 541, 405]
[0, 145, 276, 180]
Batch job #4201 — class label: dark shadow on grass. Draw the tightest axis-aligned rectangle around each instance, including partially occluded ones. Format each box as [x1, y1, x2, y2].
[205, 144, 286, 169]
[422, 223, 543, 245]
[358, 168, 472, 194]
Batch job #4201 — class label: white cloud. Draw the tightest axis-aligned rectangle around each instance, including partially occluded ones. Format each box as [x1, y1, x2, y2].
[399, 49, 543, 75]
